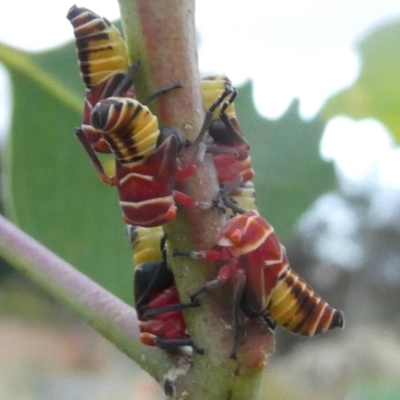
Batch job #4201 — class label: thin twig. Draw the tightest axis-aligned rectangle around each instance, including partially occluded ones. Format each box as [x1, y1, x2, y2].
[0, 214, 180, 381]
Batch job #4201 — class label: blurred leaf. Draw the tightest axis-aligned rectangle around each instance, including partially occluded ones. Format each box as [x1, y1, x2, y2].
[353, 381, 400, 400]
[30, 41, 84, 98]
[322, 20, 400, 144]
[0, 41, 132, 302]
[236, 82, 335, 238]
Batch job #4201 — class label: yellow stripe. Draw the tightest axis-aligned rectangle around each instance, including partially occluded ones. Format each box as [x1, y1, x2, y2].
[120, 195, 174, 209]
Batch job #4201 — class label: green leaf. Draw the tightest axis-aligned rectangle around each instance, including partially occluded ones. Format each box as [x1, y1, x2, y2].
[353, 381, 400, 400]
[0, 42, 132, 303]
[322, 20, 400, 144]
[236, 82, 335, 238]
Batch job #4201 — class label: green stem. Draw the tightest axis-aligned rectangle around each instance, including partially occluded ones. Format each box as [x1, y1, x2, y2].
[118, 1, 274, 399]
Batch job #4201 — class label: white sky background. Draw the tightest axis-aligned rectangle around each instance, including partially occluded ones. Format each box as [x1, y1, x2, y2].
[0, 0, 400, 189]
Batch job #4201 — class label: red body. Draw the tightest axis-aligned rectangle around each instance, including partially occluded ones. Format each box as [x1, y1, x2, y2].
[117, 135, 181, 227]
[191, 211, 344, 336]
[212, 151, 254, 185]
[208, 118, 255, 185]
[138, 286, 190, 347]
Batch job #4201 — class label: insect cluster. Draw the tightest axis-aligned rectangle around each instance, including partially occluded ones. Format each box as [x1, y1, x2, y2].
[67, 5, 344, 360]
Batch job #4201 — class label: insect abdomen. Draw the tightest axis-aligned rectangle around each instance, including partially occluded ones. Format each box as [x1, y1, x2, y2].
[128, 225, 164, 268]
[201, 75, 236, 120]
[268, 263, 344, 335]
[91, 97, 160, 164]
[67, 5, 128, 88]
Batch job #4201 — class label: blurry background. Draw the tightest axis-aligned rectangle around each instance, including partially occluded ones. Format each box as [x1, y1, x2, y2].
[1, 1, 400, 399]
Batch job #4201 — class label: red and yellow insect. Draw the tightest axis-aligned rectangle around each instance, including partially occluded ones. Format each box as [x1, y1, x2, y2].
[174, 210, 344, 359]
[128, 225, 202, 353]
[201, 75, 254, 186]
[89, 89, 230, 227]
[67, 5, 134, 154]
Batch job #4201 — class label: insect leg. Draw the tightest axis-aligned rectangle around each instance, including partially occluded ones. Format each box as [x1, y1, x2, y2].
[219, 90, 243, 138]
[143, 82, 183, 104]
[178, 87, 234, 177]
[75, 128, 116, 185]
[212, 176, 247, 214]
[142, 300, 198, 319]
[261, 311, 277, 331]
[112, 61, 141, 96]
[152, 337, 204, 354]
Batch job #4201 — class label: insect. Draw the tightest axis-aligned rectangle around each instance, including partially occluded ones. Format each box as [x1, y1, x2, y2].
[174, 210, 344, 359]
[67, 5, 134, 154]
[128, 225, 203, 353]
[201, 75, 254, 187]
[201, 76, 256, 214]
[67, 5, 129, 89]
[89, 88, 231, 227]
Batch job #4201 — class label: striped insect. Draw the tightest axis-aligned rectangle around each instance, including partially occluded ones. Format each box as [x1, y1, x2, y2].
[89, 89, 231, 227]
[174, 210, 344, 359]
[128, 225, 202, 353]
[67, 5, 134, 154]
[201, 75, 254, 186]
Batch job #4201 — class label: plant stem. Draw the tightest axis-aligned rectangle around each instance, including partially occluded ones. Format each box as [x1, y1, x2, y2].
[118, 1, 274, 398]
[0, 214, 183, 382]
